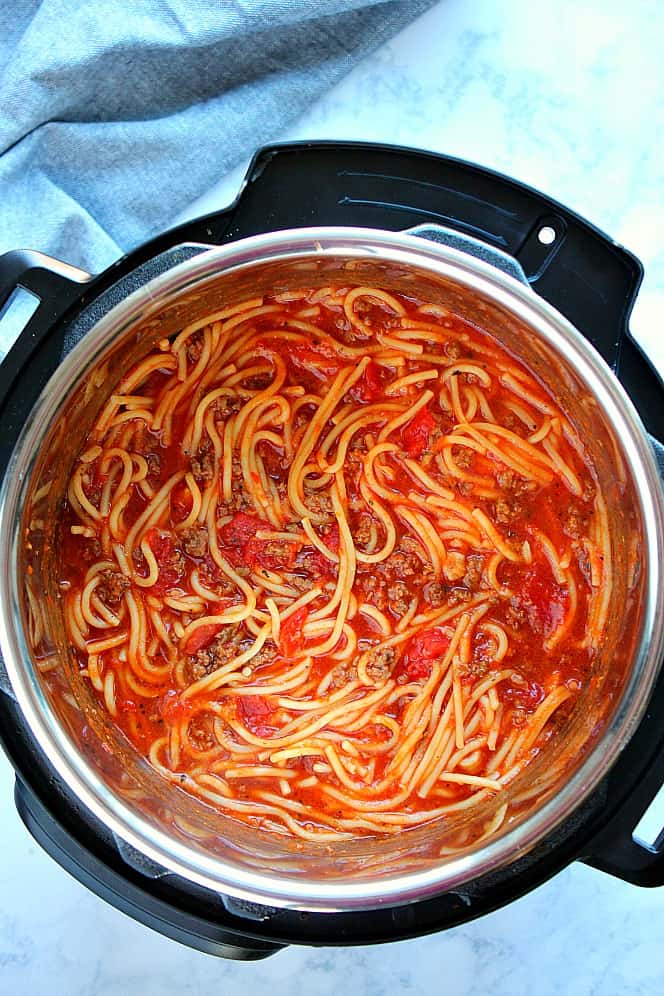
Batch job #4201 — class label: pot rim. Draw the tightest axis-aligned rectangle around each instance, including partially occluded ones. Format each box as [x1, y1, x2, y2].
[1, 226, 663, 910]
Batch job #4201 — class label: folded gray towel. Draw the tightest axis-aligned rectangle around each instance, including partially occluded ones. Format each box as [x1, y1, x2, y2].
[0, 1, 433, 272]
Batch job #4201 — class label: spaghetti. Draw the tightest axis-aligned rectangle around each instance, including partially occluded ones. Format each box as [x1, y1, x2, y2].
[56, 285, 607, 841]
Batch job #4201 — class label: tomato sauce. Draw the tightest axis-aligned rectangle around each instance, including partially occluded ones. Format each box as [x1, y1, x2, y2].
[56, 285, 603, 840]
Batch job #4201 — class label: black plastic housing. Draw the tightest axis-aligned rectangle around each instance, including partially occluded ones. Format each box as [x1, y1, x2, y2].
[0, 143, 662, 959]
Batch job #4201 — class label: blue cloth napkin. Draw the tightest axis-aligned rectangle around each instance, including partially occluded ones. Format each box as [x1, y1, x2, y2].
[0, 0, 433, 274]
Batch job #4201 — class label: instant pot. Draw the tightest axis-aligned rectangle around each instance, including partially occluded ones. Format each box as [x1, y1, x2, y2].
[0, 143, 663, 960]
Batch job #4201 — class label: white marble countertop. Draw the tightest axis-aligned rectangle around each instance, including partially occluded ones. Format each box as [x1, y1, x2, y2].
[2, 1, 663, 992]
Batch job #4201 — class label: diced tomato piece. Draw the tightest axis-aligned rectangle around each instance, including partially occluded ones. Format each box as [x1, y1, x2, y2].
[401, 657, 432, 682]
[219, 512, 297, 572]
[516, 569, 567, 636]
[144, 528, 185, 593]
[245, 536, 298, 573]
[350, 360, 383, 403]
[395, 627, 451, 682]
[184, 623, 222, 655]
[160, 689, 194, 723]
[288, 342, 343, 382]
[306, 552, 329, 578]
[170, 482, 193, 523]
[219, 512, 269, 566]
[238, 695, 274, 736]
[402, 405, 435, 457]
[219, 512, 268, 550]
[409, 628, 451, 661]
[279, 607, 309, 657]
[241, 537, 264, 570]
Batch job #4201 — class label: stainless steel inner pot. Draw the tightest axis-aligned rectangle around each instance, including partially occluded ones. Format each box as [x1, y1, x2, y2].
[1, 227, 663, 911]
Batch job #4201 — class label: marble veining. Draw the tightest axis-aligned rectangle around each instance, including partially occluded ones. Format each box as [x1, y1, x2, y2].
[2, 0, 664, 992]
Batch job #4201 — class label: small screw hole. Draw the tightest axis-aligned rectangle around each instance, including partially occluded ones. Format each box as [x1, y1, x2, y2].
[537, 226, 557, 246]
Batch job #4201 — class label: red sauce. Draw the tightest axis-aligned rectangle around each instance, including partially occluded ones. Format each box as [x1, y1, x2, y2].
[56, 285, 602, 840]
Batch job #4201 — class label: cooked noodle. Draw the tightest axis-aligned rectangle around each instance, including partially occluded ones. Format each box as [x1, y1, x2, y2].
[57, 286, 607, 841]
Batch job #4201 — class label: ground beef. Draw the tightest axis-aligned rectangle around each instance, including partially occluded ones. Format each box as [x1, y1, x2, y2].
[285, 572, 313, 593]
[263, 540, 291, 563]
[353, 516, 373, 547]
[425, 581, 447, 607]
[458, 658, 490, 679]
[495, 497, 521, 524]
[463, 554, 484, 591]
[181, 526, 208, 558]
[191, 438, 215, 486]
[582, 481, 596, 503]
[443, 551, 466, 582]
[145, 451, 161, 480]
[496, 468, 531, 496]
[353, 298, 373, 317]
[132, 546, 146, 571]
[251, 640, 277, 669]
[297, 547, 339, 580]
[511, 708, 527, 729]
[365, 646, 397, 681]
[330, 662, 354, 690]
[448, 587, 472, 606]
[186, 625, 244, 682]
[564, 506, 584, 538]
[359, 573, 387, 611]
[217, 491, 248, 517]
[576, 546, 592, 587]
[186, 334, 204, 363]
[505, 598, 526, 629]
[400, 536, 428, 563]
[81, 470, 102, 506]
[203, 573, 236, 598]
[245, 374, 272, 391]
[349, 435, 367, 453]
[496, 468, 516, 490]
[454, 446, 473, 469]
[166, 546, 185, 578]
[82, 537, 102, 564]
[213, 394, 242, 422]
[387, 549, 420, 578]
[298, 553, 320, 576]
[188, 714, 216, 751]
[387, 581, 410, 615]
[444, 340, 463, 360]
[304, 490, 333, 518]
[96, 569, 130, 606]
[455, 480, 473, 496]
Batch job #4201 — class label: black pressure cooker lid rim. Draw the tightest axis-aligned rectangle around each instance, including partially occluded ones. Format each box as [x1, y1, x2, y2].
[1, 141, 663, 955]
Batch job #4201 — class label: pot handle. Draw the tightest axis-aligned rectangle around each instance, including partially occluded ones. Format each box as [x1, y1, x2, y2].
[0, 247, 221, 702]
[578, 439, 664, 887]
[403, 223, 530, 287]
[0, 657, 11, 699]
[0, 252, 92, 700]
[0, 250, 92, 405]
[13, 777, 283, 960]
[582, 815, 664, 887]
[580, 729, 664, 888]
[649, 435, 664, 477]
